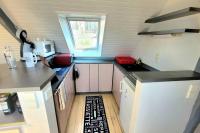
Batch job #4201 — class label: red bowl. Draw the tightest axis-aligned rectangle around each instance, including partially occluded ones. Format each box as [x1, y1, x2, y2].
[115, 56, 136, 65]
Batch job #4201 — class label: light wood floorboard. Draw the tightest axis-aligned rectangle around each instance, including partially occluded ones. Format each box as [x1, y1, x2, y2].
[65, 94, 123, 133]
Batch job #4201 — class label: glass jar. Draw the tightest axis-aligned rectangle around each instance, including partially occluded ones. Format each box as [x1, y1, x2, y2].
[4, 46, 17, 69]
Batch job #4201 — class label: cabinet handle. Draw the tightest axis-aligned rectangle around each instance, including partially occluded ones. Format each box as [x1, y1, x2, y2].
[120, 81, 126, 93]
[120, 81, 123, 92]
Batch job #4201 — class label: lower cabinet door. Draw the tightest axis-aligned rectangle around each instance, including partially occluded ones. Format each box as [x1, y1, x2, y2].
[75, 64, 90, 92]
[64, 66, 75, 120]
[99, 64, 113, 92]
[113, 65, 124, 108]
[89, 64, 99, 92]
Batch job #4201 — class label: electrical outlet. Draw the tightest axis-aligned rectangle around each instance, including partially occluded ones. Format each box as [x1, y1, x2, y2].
[186, 85, 193, 99]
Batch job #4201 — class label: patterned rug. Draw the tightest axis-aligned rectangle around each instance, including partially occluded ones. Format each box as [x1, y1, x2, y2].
[84, 96, 110, 133]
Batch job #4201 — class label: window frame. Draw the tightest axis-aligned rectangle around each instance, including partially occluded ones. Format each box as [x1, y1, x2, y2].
[58, 12, 106, 57]
[66, 17, 101, 51]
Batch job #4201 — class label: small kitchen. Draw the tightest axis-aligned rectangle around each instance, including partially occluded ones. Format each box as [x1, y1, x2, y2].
[1, 0, 200, 133]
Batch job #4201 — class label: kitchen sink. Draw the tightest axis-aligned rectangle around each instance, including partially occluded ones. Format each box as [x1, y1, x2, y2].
[120, 64, 151, 85]
[120, 64, 150, 72]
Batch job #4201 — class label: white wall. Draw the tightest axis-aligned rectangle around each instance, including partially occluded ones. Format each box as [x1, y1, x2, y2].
[0, 0, 167, 56]
[0, 24, 20, 64]
[134, 0, 200, 71]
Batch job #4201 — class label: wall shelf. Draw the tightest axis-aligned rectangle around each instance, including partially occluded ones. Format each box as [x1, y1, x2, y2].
[145, 7, 200, 23]
[138, 29, 200, 35]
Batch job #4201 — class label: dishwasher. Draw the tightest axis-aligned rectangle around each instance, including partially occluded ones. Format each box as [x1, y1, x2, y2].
[120, 77, 135, 133]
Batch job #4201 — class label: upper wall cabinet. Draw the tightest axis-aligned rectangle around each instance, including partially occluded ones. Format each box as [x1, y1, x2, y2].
[145, 7, 200, 23]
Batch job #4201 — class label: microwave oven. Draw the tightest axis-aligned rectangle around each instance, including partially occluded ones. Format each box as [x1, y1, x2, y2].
[34, 40, 55, 57]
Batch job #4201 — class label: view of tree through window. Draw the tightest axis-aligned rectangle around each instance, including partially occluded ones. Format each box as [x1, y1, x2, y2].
[69, 20, 99, 50]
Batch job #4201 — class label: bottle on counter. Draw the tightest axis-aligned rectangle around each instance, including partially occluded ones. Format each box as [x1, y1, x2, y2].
[3, 46, 17, 69]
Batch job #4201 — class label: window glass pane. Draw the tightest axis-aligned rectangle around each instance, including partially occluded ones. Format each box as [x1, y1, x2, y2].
[69, 20, 99, 50]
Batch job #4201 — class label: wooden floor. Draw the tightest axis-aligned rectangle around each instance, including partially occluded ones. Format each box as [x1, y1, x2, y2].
[65, 94, 123, 133]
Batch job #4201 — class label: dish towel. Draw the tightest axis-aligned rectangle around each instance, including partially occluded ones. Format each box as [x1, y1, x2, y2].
[58, 86, 66, 110]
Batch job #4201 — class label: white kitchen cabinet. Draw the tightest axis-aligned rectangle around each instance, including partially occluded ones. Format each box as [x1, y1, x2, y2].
[75, 64, 90, 92]
[89, 64, 99, 92]
[64, 66, 75, 118]
[120, 78, 135, 133]
[113, 65, 124, 107]
[129, 80, 200, 133]
[99, 64, 113, 92]
[75, 63, 113, 92]
[18, 83, 58, 133]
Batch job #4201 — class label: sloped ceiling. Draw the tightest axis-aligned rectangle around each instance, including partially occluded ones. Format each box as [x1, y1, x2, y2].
[0, 0, 168, 57]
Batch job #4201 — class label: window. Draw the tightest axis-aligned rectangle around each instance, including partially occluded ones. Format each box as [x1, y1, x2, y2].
[58, 13, 106, 57]
[68, 18, 100, 50]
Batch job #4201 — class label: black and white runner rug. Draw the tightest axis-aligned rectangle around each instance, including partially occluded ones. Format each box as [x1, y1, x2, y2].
[84, 96, 110, 133]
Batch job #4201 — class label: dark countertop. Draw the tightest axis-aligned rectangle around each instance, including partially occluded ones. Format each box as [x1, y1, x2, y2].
[74, 59, 114, 64]
[114, 62, 200, 83]
[3, 58, 199, 93]
[133, 71, 200, 82]
[0, 62, 56, 93]
[51, 64, 74, 92]
[73, 57, 114, 64]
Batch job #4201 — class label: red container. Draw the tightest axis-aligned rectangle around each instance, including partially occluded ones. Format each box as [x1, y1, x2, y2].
[53, 53, 72, 67]
[115, 56, 136, 65]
